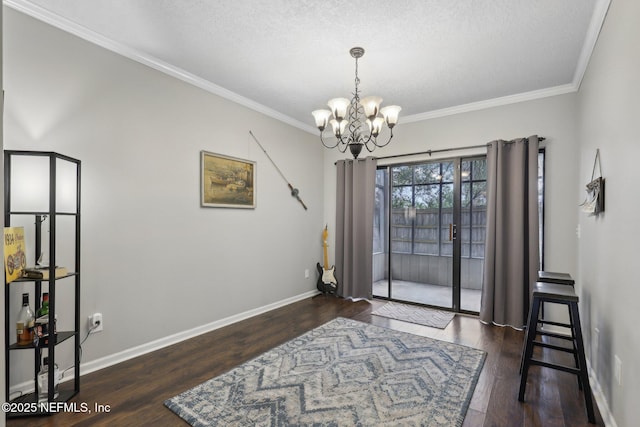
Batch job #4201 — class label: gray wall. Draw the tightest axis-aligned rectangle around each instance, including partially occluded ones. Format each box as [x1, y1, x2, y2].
[3, 8, 324, 387]
[577, 1, 639, 425]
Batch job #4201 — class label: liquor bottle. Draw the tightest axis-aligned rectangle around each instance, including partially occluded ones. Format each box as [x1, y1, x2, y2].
[35, 292, 54, 345]
[16, 293, 35, 345]
[37, 357, 60, 401]
[37, 292, 49, 317]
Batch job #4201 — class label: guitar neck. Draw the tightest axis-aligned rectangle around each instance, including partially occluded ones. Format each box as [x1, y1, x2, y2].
[323, 240, 329, 270]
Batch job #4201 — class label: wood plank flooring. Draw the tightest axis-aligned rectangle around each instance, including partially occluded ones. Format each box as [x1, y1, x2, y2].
[6, 296, 603, 426]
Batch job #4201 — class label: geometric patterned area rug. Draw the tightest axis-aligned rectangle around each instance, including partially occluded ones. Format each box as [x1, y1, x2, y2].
[165, 317, 485, 426]
[372, 301, 456, 329]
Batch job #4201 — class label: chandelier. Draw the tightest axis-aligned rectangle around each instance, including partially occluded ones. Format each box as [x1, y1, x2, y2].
[312, 47, 401, 159]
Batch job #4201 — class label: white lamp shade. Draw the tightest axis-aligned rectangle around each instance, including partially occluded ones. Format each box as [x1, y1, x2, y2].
[311, 109, 332, 130]
[9, 156, 50, 212]
[327, 98, 350, 120]
[381, 105, 402, 127]
[367, 117, 385, 136]
[56, 158, 78, 213]
[330, 119, 348, 137]
[360, 96, 383, 119]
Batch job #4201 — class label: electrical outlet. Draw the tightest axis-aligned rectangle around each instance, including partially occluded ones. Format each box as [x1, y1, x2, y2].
[614, 355, 622, 385]
[89, 313, 103, 334]
[305, 269, 310, 279]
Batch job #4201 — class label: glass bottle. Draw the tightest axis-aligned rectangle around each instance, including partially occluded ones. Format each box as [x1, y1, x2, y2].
[16, 293, 35, 345]
[37, 357, 60, 401]
[35, 292, 53, 345]
[37, 292, 49, 317]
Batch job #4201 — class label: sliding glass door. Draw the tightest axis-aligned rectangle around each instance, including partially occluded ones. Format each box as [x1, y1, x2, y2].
[459, 159, 487, 312]
[373, 157, 487, 313]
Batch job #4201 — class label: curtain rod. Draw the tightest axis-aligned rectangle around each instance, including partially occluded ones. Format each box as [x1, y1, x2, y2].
[373, 136, 546, 161]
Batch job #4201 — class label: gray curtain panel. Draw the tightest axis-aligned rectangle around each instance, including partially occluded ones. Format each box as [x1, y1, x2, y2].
[480, 136, 540, 328]
[335, 156, 377, 299]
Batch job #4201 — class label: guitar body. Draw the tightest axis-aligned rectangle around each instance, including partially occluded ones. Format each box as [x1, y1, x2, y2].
[317, 225, 338, 295]
[322, 265, 337, 286]
[316, 262, 337, 294]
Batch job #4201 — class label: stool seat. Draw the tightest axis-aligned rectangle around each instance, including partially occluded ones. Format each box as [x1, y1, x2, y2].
[535, 273, 575, 337]
[534, 281, 578, 301]
[537, 270, 575, 286]
[519, 280, 595, 423]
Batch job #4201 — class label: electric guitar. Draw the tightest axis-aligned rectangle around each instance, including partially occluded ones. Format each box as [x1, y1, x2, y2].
[316, 225, 338, 294]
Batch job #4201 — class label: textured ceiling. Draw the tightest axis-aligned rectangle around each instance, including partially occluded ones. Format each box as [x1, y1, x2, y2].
[7, 0, 608, 132]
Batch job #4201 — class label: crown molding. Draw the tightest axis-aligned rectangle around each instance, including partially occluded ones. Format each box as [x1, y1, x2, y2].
[572, 0, 612, 90]
[401, 83, 578, 123]
[4, 0, 317, 135]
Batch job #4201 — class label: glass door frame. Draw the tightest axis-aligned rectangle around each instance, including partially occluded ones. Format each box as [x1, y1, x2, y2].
[451, 158, 462, 312]
[375, 156, 478, 315]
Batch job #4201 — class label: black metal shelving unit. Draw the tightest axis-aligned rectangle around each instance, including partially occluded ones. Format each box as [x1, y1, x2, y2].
[4, 150, 81, 417]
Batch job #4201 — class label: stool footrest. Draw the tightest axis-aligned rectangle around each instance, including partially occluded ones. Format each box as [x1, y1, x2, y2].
[538, 319, 573, 329]
[530, 359, 580, 375]
[533, 340, 575, 354]
[536, 330, 574, 341]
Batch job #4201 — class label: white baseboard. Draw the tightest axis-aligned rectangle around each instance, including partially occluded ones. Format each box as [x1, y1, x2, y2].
[587, 360, 618, 427]
[9, 289, 319, 396]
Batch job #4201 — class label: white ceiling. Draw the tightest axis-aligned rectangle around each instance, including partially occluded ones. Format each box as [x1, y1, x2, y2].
[6, 0, 610, 133]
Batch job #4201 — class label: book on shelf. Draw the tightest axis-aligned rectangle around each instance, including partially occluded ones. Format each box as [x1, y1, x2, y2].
[23, 266, 69, 279]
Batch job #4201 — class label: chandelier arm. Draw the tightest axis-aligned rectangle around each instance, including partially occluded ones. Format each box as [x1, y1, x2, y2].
[359, 126, 376, 145]
[320, 130, 341, 149]
[362, 141, 375, 153]
[338, 134, 351, 149]
[330, 132, 351, 153]
[359, 128, 378, 153]
[370, 128, 395, 149]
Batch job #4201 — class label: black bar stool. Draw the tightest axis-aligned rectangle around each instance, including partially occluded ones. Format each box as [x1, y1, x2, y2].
[519, 282, 595, 424]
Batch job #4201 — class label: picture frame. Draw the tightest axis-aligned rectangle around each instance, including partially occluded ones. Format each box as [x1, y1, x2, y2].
[579, 149, 604, 216]
[200, 151, 256, 208]
[581, 176, 605, 216]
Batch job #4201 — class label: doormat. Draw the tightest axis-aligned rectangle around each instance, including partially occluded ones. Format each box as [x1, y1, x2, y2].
[372, 301, 455, 329]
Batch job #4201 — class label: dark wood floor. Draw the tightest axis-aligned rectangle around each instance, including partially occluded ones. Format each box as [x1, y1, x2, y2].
[7, 296, 603, 426]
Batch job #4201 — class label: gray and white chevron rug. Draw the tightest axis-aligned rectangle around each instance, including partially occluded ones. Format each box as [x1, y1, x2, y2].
[372, 302, 456, 329]
[165, 317, 485, 426]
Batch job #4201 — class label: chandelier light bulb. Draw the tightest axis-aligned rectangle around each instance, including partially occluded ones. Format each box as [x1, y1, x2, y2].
[381, 105, 402, 128]
[360, 96, 383, 120]
[330, 119, 348, 137]
[367, 117, 385, 137]
[312, 109, 332, 131]
[327, 98, 350, 121]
